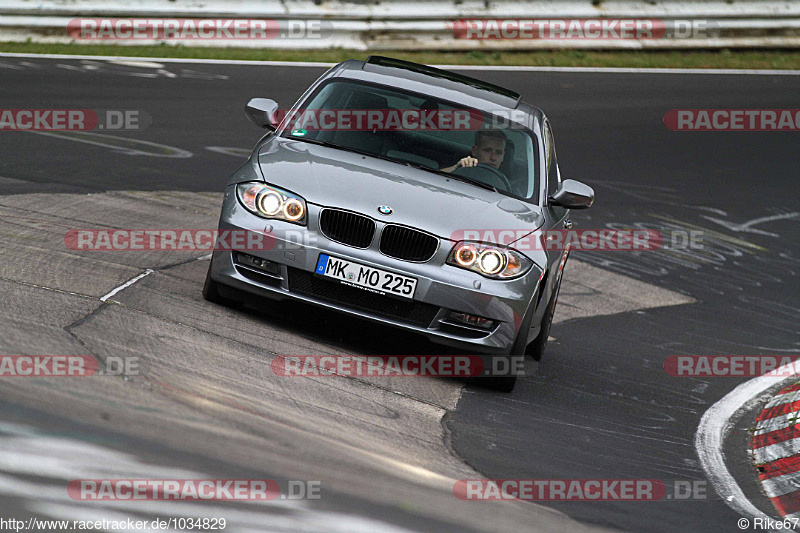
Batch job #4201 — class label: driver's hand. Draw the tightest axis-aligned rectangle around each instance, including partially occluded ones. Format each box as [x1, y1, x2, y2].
[458, 156, 479, 168]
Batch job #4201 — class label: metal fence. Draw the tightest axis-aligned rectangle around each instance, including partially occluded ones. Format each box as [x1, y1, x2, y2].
[1, 0, 798, 49]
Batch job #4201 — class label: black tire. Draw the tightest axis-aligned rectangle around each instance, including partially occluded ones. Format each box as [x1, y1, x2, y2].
[202, 259, 228, 305]
[483, 374, 517, 392]
[480, 298, 537, 393]
[527, 280, 561, 361]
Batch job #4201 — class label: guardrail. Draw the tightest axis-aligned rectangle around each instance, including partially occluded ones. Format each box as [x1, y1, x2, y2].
[1, 1, 798, 50]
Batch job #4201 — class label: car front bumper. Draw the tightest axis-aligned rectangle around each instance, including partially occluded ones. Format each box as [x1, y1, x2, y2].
[209, 187, 544, 355]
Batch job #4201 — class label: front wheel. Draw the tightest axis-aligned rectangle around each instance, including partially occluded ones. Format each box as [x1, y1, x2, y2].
[481, 298, 537, 393]
[202, 259, 228, 305]
[483, 374, 517, 392]
[527, 280, 561, 361]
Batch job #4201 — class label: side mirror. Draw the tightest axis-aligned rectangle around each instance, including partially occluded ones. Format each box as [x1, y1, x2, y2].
[245, 98, 279, 130]
[548, 179, 594, 209]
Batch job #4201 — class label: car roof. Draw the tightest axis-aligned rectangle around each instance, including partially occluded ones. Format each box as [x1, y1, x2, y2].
[329, 57, 524, 111]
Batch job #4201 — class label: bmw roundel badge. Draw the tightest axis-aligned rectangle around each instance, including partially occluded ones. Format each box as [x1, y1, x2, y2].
[378, 205, 393, 215]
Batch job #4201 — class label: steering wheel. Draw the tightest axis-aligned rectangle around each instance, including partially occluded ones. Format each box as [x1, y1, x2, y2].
[454, 163, 513, 193]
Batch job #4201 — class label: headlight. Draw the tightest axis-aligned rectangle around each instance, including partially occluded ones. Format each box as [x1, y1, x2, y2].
[447, 241, 532, 279]
[236, 182, 307, 225]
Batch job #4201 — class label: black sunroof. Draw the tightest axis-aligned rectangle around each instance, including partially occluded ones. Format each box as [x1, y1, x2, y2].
[365, 56, 521, 104]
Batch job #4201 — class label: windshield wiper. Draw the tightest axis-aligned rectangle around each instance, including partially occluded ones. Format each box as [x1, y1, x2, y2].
[447, 174, 498, 193]
[294, 137, 405, 167]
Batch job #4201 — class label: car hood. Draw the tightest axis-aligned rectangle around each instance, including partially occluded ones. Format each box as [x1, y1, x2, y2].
[257, 137, 544, 242]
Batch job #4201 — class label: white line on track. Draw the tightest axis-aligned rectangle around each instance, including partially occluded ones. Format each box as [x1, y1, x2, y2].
[100, 254, 210, 302]
[695, 359, 800, 531]
[1, 52, 800, 75]
[99, 269, 153, 302]
[24, 131, 194, 158]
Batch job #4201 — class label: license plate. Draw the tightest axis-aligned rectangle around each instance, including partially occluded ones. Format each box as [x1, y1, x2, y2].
[315, 254, 417, 300]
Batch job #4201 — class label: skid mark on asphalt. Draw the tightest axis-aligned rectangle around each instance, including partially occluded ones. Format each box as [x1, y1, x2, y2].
[206, 146, 250, 158]
[703, 211, 800, 238]
[0, 422, 416, 533]
[571, 198, 798, 359]
[24, 131, 193, 158]
[49, 59, 231, 80]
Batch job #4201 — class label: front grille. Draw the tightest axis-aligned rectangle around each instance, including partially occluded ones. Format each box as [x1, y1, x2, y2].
[380, 225, 439, 262]
[288, 268, 439, 328]
[319, 209, 375, 248]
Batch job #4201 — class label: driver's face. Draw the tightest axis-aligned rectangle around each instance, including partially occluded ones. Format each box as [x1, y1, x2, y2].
[472, 137, 506, 169]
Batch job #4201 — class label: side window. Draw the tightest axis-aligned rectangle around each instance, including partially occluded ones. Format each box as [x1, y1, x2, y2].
[545, 121, 560, 197]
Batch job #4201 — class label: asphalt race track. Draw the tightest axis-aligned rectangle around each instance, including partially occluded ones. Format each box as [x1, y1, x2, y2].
[0, 55, 798, 532]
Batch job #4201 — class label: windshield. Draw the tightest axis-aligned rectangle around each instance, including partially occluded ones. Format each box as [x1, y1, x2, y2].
[278, 80, 540, 202]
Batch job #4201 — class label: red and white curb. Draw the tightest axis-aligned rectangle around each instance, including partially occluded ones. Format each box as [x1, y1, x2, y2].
[696, 358, 799, 532]
[753, 383, 800, 518]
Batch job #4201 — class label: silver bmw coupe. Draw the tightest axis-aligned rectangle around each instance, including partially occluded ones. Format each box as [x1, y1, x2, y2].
[203, 56, 594, 391]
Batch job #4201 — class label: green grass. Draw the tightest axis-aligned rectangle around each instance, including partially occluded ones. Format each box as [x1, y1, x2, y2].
[2, 42, 800, 69]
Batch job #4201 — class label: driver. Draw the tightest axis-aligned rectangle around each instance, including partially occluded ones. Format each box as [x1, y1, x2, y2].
[441, 129, 507, 173]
